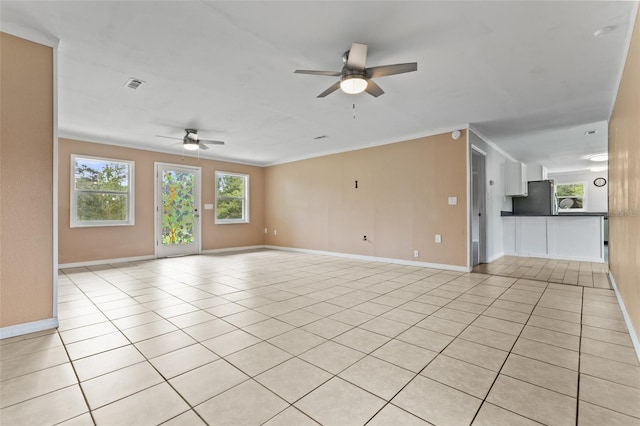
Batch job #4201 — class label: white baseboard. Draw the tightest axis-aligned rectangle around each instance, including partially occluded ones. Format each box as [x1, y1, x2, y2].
[486, 251, 505, 263]
[609, 272, 640, 363]
[201, 245, 267, 254]
[265, 245, 470, 273]
[503, 252, 604, 263]
[58, 255, 156, 269]
[0, 317, 59, 340]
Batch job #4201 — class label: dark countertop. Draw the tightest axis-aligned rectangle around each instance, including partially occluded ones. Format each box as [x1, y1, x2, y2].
[501, 211, 607, 218]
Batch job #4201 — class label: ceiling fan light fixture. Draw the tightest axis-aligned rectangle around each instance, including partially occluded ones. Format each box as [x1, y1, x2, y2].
[183, 141, 199, 150]
[340, 75, 368, 94]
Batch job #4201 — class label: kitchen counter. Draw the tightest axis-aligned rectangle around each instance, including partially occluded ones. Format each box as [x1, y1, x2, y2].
[503, 215, 604, 262]
[501, 211, 607, 217]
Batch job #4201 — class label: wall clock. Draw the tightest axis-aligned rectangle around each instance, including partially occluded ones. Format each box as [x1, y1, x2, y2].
[594, 177, 607, 187]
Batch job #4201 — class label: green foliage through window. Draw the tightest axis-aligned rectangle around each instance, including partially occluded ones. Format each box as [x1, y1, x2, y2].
[72, 156, 133, 226]
[161, 170, 195, 245]
[556, 183, 585, 210]
[216, 173, 248, 222]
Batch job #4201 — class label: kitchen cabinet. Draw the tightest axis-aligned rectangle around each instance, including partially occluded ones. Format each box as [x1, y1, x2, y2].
[505, 161, 528, 196]
[502, 215, 604, 262]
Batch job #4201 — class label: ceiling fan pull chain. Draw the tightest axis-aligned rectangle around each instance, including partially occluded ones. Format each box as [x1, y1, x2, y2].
[353, 103, 356, 119]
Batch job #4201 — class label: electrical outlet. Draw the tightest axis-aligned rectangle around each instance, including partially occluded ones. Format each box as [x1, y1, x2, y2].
[413, 250, 419, 257]
[448, 197, 457, 205]
[264, 228, 268, 234]
[274, 230, 277, 236]
[435, 234, 442, 243]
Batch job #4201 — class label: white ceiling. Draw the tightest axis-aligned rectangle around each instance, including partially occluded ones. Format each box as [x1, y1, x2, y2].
[1, 1, 637, 170]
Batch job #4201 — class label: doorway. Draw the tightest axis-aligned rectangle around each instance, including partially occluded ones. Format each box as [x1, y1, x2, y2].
[155, 163, 201, 258]
[471, 148, 487, 266]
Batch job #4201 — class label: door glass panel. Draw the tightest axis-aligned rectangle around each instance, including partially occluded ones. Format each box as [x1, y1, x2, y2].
[161, 170, 195, 246]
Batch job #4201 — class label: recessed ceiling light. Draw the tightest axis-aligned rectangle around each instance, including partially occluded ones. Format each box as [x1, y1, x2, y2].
[590, 166, 608, 172]
[588, 153, 608, 162]
[594, 26, 615, 37]
[585, 130, 598, 135]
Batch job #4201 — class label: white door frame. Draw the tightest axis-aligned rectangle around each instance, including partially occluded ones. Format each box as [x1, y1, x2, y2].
[154, 162, 202, 258]
[471, 146, 487, 266]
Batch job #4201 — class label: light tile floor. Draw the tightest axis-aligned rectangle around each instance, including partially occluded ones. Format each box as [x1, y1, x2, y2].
[1, 250, 639, 425]
[472, 255, 610, 288]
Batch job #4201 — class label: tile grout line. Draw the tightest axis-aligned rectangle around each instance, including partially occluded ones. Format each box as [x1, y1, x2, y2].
[576, 286, 585, 426]
[362, 274, 531, 425]
[62, 267, 213, 426]
[467, 278, 548, 425]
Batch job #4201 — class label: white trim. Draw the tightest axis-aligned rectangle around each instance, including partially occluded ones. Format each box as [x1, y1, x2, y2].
[266, 124, 469, 167]
[154, 163, 202, 258]
[59, 246, 473, 272]
[501, 252, 605, 263]
[609, 2, 640, 119]
[265, 245, 471, 273]
[609, 272, 640, 363]
[487, 251, 504, 263]
[0, 318, 59, 340]
[59, 255, 155, 269]
[466, 131, 472, 269]
[215, 171, 250, 224]
[52, 40, 59, 320]
[471, 145, 487, 156]
[0, 23, 60, 48]
[468, 126, 518, 162]
[70, 154, 135, 228]
[201, 245, 267, 254]
[59, 130, 266, 168]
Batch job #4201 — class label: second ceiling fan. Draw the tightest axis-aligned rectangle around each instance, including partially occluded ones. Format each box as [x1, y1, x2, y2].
[294, 42, 418, 98]
[158, 129, 225, 151]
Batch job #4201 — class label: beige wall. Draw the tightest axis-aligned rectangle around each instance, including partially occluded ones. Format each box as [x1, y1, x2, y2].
[0, 33, 54, 327]
[59, 139, 265, 264]
[264, 131, 468, 267]
[609, 10, 640, 342]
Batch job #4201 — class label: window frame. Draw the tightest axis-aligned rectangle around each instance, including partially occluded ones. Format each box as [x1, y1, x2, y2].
[70, 154, 135, 228]
[215, 171, 250, 224]
[556, 182, 586, 212]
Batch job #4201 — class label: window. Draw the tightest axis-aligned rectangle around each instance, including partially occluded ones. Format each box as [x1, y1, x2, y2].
[71, 155, 134, 227]
[556, 183, 585, 211]
[215, 172, 249, 224]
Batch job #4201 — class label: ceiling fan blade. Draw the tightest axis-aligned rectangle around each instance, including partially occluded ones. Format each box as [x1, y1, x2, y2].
[365, 80, 385, 97]
[198, 143, 209, 150]
[294, 70, 341, 76]
[346, 42, 367, 70]
[157, 135, 182, 141]
[317, 81, 341, 98]
[366, 62, 418, 78]
[200, 139, 225, 145]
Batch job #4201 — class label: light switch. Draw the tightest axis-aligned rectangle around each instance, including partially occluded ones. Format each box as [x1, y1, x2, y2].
[448, 197, 457, 205]
[204, 204, 214, 210]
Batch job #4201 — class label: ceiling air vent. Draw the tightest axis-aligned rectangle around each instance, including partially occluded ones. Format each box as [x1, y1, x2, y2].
[124, 78, 145, 90]
[585, 130, 598, 136]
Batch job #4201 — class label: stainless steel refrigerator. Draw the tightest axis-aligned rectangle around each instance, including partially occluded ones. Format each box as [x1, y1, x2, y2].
[512, 180, 558, 215]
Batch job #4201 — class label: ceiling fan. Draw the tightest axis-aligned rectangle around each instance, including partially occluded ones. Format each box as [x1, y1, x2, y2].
[157, 129, 225, 151]
[294, 42, 417, 98]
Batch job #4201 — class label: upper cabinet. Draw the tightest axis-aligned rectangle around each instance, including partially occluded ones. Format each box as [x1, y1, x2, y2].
[505, 161, 528, 196]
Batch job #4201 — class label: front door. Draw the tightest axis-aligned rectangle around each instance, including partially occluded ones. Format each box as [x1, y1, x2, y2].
[156, 163, 201, 258]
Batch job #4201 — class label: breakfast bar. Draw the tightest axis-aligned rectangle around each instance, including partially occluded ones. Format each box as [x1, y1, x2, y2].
[502, 213, 605, 263]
